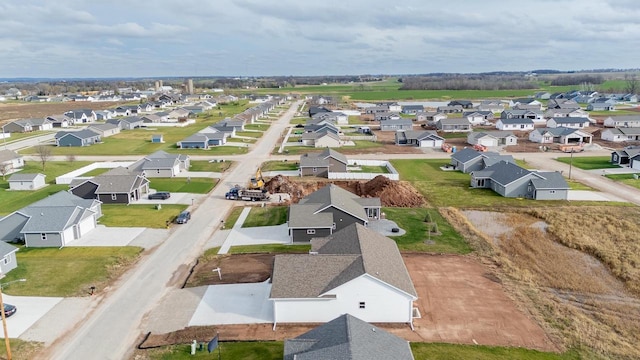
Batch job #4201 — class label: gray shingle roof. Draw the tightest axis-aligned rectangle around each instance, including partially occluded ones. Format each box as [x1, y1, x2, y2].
[0, 241, 18, 257]
[499, 118, 535, 125]
[88, 169, 148, 194]
[439, 118, 470, 126]
[55, 129, 101, 140]
[288, 204, 334, 228]
[299, 149, 348, 168]
[272, 223, 417, 299]
[550, 117, 590, 124]
[450, 148, 482, 164]
[530, 172, 570, 190]
[284, 314, 414, 360]
[8, 173, 44, 182]
[0, 150, 21, 163]
[298, 184, 372, 221]
[11, 191, 100, 233]
[474, 161, 534, 186]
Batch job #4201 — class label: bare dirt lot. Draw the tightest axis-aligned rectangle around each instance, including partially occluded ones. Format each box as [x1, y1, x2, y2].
[403, 253, 556, 351]
[185, 253, 275, 287]
[0, 101, 123, 123]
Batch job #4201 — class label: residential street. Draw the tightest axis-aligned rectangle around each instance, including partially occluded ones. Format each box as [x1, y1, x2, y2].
[42, 101, 302, 360]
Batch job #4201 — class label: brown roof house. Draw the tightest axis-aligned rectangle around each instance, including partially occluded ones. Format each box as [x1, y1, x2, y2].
[287, 184, 381, 243]
[299, 149, 348, 178]
[271, 223, 418, 327]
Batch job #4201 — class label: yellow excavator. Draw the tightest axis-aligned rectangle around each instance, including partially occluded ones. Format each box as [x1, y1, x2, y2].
[248, 168, 265, 190]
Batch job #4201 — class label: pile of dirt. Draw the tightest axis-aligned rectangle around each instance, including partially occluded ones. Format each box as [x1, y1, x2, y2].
[351, 175, 425, 207]
[265, 175, 425, 207]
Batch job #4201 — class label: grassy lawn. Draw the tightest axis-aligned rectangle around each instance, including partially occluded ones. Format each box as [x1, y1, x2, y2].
[349, 165, 389, 173]
[261, 160, 299, 172]
[235, 131, 263, 138]
[0, 339, 42, 359]
[605, 173, 640, 189]
[440, 132, 469, 139]
[242, 206, 288, 227]
[351, 140, 384, 149]
[391, 159, 622, 208]
[244, 123, 270, 131]
[149, 178, 216, 194]
[411, 343, 582, 360]
[223, 206, 244, 228]
[227, 138, 256, 144]
[188, 160, 233, 172]
[567, 179, 594, 190]
[384, 207, 471, 253]
[229, 244, 310, 254]
[289, 117, 307, 125]
[555, 156, 619, 170]
[140, 341, 283, 360]
[99, 204, 188, 228]
[1, 246, 142, 297]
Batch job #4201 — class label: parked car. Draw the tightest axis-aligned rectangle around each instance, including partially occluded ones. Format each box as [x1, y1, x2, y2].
[175, 211, 191, 224]
[2, 303, 16, 318]
[148, 192, 171, 200]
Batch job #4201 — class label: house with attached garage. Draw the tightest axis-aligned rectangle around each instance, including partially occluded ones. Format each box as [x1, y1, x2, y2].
[395, 130, 444, 148]
[547, 99, 580, 110]
[55, 129, 102, 146]
[87, 123, 121, 138]
[64, 109, 97, 123]
[477, 100, 505, 112]
[450, 148, 515, 173]
[200, 123, 236, 138]
[470, 161, 569, 200]
[401, 104, 424, 114]
[0, 242, 19, 276]
[8, 173, 46, 190]
[46, 114, 73, 128]
[107, 116, 144, 130]
[177, 134, 212, 149]
[544, 108, 588, 119]
[546, 117, 591, 129]
[2, 118, 53, 133]
[0, 191, 102, 247]
[311, 111, 348, 125]
[436, 105, 463, 113]
[287, 184, 381, 243]
[448, 100, 473, 109]
[463, 111, 494, 125]
[496, 118, 535, 131]
[94, 110, 115, 121]
[127, 150, 190, 177]
[610, 146, 640, 166]
[0, 150, 24, 173]
[416, 111, 446, 123]
[601, 127, 640, 143]
[70, 167, 149, 205]
[271, 223, 418, 326]
[379, 118, 413, 131]
[374, 111, 401, 122]
[500, 109, 544, 122]
[283, 314, 414, 360]
[300, 130, 342, 148]
[587, 102, 615, 111]
[529, 127, 593, 145]
[603, 115, 640, 128]
[304, 122, 340, 135]
[299, 149, 348, 177]
[629, 153, 640, 170]
[436, 118, 471, 132]
[215, 118, 245, 131]
[467, 131, 518, 147]
[140, 114, 162, 124]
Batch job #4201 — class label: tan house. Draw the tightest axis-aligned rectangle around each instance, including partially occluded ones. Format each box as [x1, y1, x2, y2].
[299, 149, 348, 177]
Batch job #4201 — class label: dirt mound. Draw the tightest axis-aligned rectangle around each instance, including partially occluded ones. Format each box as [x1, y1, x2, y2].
[265, 175, 425, 207]
[352, 175, 425, 207]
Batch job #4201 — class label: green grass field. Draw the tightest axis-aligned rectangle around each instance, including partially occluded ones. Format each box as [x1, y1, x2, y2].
[188, 160, 233, 172]
[1, 246, 142, 297]
[244, 123, 270, 131]
[223, 206, 244, 228]
[242, 206, 288, 227]
[261, 160, 299, 172]
[149, 178, 216, 194]
[411, 343, 582, 360]
[140, 341, 283, 360]
[555, 156, 619, 170]
[605, 173, 640, 189]
[349, 165, 389, 173]
[99, 204, 188, 228]
[228, 244, 310, 254]
[80, 167, 111, 176]
[235, 131, 263, 138]
[384, 207, 471, 253]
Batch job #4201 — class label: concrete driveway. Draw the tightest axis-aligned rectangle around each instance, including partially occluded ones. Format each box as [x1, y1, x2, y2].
[567, 190, 628, 202]
[188, 281, 273, 326]
[219, 224, 290, 254]
[0, 294, 63, 338]
[69, 225, 146, 247]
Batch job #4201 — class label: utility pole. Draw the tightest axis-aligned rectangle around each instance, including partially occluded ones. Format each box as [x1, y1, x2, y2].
[568, 149, 574, 180]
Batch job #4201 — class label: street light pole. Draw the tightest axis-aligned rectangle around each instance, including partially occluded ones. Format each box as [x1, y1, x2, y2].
[0, 278, 26, 360]
[568, 149, 574, 180]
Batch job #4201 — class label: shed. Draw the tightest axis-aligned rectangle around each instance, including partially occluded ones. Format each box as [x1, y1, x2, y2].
[8, 173, 47, 190]
[151, 134, 164, 143]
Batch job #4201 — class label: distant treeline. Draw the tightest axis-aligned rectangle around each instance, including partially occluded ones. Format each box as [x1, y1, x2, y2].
[546, 74, 605, 86]
[399, 75, 536, 91]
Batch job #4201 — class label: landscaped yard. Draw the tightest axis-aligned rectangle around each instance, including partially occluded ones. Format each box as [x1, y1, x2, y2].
[605, 173, 640, 189]
[223, 206, 244, 228]
[242, 206, 288, 228]
[137, 341, 283, 360]
[555, 156, 619, 170]
[384, 207, 471, 253]
[261, 160, 299, 172]
[99, 204, 188, 228]
[411, 343, 582, 360]
[188, 160, 233, 172]
[149, 177, 217, 194]
[244, 123, 270, 131]
[235, 131, 263, 138]
[1, 246, 142, 297]
[228, 244, 311, 254]
[349, 165, 389, 173]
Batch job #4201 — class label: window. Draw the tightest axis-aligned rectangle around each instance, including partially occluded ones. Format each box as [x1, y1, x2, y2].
[359, 302, 366, 309]
[3, 256, 10, 265]
[312, 167, 317, 173]
[550, 190, 556, 194]
[41, 233, 47, 241]
[307, 229, 316, 235]
[111, 194, 117, 201]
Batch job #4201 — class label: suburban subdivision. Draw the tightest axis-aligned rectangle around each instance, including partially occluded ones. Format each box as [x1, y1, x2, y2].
[1, 71, 640, 360]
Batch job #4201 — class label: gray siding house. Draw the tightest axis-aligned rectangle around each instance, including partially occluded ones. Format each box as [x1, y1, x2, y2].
[288, 184, 381, 242]
[0, 242, 19, 276]
[70, 167, 149, 205]
[55, 129, 102, 147]
[450, 148, 515, 173]
[379, 118, 413, 131]
[436, 118, 471, 132]
[299, 149, 348, 177]
[470, 161, 569, 200]
[127, 151, 190, 178]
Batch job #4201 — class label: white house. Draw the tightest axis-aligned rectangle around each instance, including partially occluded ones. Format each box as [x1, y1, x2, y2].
[8, 173, 46, 190]
[529, 127, 593, 145]
[467, 131, 518, 147]
[601, 128, 640, 142]
[270, 224, 418, 327]
[495, 118, 535, 131]
[546, 117, 591, 129]
[603, 115, 640, 128]
[0, 150, 24, 173]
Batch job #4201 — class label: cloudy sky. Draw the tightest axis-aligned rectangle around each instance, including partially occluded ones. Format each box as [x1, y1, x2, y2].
[1, 0, 639, 78]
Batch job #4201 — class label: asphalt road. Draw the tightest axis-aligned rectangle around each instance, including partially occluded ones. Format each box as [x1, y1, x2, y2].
[42, 101, 302, 360]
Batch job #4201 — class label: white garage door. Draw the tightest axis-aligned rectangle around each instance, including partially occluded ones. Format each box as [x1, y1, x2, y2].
[479, 138, 496, 147]
[78, 215, 96, 238]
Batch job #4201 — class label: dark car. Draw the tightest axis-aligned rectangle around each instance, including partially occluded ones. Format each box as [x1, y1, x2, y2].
[2, 303, 16, 318]
[175, 211, 191, 224]
[148, 192, 171, 200]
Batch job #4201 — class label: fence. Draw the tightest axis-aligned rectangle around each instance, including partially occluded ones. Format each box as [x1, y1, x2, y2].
[328, 159, 400, 180]
[341, 135, 377, 141]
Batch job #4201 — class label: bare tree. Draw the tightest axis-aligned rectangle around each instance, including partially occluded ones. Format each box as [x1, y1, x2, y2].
[625, 74, 639, 94]
[0, 163, 9, 180]
[35, 145, 52, 171]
